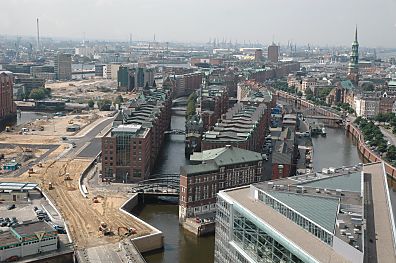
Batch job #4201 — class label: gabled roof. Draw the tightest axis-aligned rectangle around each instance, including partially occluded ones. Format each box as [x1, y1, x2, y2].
[190, 146, 263, 166]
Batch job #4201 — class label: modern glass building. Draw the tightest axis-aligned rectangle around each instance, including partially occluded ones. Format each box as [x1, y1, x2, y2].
[214, 163, 396, 263]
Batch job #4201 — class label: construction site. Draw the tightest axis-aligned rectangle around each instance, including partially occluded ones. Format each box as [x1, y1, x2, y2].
[0, 151, 153, 246]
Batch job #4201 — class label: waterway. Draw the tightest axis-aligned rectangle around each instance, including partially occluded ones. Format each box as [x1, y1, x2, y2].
[136, 114, 395, 263]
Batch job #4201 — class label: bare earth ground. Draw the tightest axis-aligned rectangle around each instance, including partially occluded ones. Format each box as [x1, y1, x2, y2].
[46, 79, 138, 102]
[0, 148, 151, 248]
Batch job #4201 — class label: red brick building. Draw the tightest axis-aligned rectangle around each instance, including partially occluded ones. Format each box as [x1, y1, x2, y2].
[179, 145, 264, 221]
[201, 102, 269, 152]
[101, 88, 172, 182]
[0, 71, 16, 125]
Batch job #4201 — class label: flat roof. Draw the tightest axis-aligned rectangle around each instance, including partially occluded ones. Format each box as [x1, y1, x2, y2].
[0, 230, 19, 247]
[13, 221, 55, 237]
[223, 187, 349, 263]
[0, 182, 38, 191]
[301, 171, 361, 192]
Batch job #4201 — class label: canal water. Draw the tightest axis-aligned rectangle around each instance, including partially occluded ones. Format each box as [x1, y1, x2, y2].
[136, 114, 395, 263]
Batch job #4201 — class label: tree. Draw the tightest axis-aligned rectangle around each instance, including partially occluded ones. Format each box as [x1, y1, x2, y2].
[87, 99, 95, 108]
[185, 92, 197, 119]
[114, 95, 124, 105]
[297, 91, 303, 97]
[97, 99, 112, 111]
[144, 81, 149, 90]
[305, 88, 313, 96]
[387, 145, 396, 161]
[29, 87, 51, 100]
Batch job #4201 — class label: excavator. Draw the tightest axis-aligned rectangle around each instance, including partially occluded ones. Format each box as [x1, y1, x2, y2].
[117, 226, 137, 237]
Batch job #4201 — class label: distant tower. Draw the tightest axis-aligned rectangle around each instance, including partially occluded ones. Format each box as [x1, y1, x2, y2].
[36, 18, 40, 52]
[268, 43, 279, 63]
[348, 26, 359, 84]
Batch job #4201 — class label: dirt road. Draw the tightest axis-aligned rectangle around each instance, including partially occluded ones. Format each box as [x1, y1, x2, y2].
[0, 148, 151, 248]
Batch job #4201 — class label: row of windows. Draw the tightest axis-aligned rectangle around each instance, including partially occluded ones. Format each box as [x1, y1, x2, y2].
[0, 237, 57, 250]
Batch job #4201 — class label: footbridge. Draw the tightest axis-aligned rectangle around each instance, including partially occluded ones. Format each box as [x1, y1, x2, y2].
[130, 174, 180, 196]
[164, 129, 186, 135]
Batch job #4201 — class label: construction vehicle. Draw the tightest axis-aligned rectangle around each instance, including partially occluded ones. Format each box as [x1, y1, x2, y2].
[99, 222, 111, 236]
[64, 173, 71, 181]
[28, 168, 34, 175]
[117, 226, 137, 237]
[5, 126, 10, 132]
[38, 163, 43, 168]
[48, 182, 53, 190]
[92, 196, 99, 203]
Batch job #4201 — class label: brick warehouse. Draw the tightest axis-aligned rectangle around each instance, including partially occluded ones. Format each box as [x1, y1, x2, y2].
[0, 71, 16, 127]
[101, 88, 172, 182]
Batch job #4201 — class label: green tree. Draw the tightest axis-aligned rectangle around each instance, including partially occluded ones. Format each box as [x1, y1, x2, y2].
[185, 92, 198, 119]
[114, 95, 124, 105]
[87, 99, 95, 108]
[29, 87, 51, 100]
[387, 145, 396, 161]
[97, 99, 112, 111]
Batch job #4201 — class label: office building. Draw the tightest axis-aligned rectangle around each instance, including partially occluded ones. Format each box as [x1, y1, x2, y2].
[268, 43, 279, 63]
[179, 145, 264, 221]
[254, 49, 263, 62]
[95, 64, 106, 78]
[0, 71, 16, 125]
[102, 88, 172, 182]
[54, 53, 72, 80]
[214, 162, 396, 263]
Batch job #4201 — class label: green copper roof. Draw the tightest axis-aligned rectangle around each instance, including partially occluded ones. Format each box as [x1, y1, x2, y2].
[268, 191, 339, 233]
[190, 146, 263, 166]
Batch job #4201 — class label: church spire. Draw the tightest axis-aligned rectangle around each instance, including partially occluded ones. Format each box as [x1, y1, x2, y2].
[354, 25, 358, 43]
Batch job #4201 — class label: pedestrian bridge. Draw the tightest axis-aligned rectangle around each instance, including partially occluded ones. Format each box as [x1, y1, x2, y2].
[129, 174, 180, 196]
[164, 129, 186, 135]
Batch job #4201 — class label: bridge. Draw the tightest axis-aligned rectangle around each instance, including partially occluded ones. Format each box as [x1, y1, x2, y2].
[164, 129, 186, 135]
[129, 174, 180, 196]
[300, 107, 343, 121]
[172, 96, 188, 106]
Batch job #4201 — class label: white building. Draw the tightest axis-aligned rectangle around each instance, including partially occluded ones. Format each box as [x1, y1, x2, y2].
[0, 221, 58, 262]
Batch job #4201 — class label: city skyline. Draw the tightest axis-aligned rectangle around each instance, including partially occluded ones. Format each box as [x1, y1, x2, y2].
[1, 0, 396, 48]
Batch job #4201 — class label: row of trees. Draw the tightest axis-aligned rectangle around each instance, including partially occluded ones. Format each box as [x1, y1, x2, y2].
[186, 92, 198, 120]
[373, 112, 396, 134]
[354, 117, 396, 166]
[88, 95, 124, 111]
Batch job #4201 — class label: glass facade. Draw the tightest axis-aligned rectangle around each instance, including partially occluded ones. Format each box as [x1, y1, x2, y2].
[215, 193, 314, 263]
[257, 190, 333, 245]
[115, 132, 131, 166]
[233, 209, 304, 263]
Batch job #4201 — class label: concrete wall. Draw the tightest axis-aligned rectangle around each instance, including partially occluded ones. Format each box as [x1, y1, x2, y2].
[119, 194, 164, 253]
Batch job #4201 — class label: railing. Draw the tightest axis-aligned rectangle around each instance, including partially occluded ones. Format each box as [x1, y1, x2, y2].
[130, 174, 180, 194]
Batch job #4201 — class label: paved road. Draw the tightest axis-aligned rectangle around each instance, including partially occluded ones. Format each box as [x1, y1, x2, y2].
[66, 117, 114, 159]
[380, 126, 396, 146]
[0, 143, 59, 177]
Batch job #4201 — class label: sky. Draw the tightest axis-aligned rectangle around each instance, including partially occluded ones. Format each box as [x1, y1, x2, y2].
[1, 0, 396, 48]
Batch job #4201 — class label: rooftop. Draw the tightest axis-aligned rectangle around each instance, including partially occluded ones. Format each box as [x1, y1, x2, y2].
[219, 162, 396, 263]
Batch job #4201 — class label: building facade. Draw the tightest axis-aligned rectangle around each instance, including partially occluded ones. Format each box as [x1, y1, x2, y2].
[54, 53, 72, 80]
[268, 44, 279, 63]
[179, 145, 264, 221]
[214, 163, 396, 263]
[0, 71, 16, 125]
[0, 221, 58, 262]
[101, 88, 172, 182]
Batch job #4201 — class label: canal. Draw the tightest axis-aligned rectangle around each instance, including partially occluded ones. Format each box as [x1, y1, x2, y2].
[135, 114, 395, 263]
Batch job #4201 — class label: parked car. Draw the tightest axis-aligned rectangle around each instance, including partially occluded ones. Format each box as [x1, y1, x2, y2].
[7, 204, 15, 210]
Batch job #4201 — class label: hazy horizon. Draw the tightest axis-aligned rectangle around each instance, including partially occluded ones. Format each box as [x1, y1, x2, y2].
[1, 0, 396, 48]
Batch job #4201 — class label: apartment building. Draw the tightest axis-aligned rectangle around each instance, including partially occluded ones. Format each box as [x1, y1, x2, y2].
[179, 145, 264, 221]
